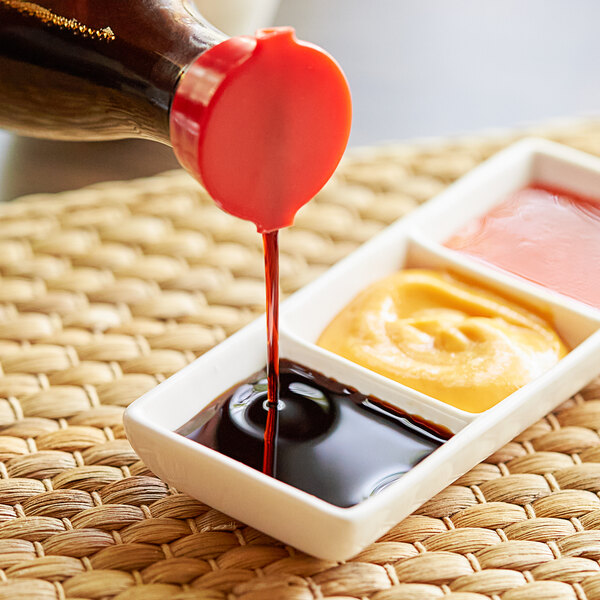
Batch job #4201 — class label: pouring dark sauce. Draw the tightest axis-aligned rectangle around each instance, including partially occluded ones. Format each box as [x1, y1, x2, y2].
[176, 359, 451, 507]
[261, 231, 279, 477]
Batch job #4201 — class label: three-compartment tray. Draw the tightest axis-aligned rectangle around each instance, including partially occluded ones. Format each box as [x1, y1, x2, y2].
[124, 138, 600, 561]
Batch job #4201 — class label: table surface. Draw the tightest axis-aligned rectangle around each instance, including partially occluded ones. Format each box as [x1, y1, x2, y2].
[1, 0, 599, 201]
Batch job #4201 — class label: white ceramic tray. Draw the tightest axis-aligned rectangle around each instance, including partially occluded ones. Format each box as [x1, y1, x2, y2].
[124, 138, 600, 561]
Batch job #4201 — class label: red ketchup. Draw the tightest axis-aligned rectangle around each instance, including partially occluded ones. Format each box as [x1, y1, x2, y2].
[170, 27, 352, 476]
[446, 185, 600, 309]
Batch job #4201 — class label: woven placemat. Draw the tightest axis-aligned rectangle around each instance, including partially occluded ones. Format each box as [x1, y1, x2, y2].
[0, 121, 599, 600]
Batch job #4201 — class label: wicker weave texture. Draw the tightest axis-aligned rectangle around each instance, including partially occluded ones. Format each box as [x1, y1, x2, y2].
[0, 122, 599, 599]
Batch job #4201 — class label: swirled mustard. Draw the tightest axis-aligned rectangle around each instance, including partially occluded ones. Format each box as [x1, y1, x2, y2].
[317, 270, 567, 412]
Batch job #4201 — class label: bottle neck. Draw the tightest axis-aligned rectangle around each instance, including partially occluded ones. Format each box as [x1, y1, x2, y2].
[0, 0, 227, 144]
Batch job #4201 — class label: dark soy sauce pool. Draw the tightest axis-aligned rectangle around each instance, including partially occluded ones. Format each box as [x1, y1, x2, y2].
[176, 359, 451, 507]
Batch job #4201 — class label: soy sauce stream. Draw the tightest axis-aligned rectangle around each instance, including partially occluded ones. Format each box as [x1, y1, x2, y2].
[262, 231, 280, 477]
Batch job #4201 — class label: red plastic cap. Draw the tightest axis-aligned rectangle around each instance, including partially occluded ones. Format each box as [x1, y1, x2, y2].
[170, 27, 352, 232]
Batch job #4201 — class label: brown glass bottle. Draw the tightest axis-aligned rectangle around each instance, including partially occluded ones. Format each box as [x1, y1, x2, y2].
[0, 0, 227, 143]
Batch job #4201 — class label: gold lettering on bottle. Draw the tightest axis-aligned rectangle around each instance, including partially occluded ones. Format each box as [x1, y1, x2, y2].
[1, 0, 116, 41]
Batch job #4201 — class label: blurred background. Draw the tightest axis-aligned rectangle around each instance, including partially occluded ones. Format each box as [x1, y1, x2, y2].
[1, 0, 599, 201]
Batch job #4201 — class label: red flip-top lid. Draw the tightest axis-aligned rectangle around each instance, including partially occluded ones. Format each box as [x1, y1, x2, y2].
[170, 27, 352, 233]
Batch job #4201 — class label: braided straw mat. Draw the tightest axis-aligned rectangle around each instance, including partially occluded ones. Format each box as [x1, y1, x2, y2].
[0, 121, 600, 600]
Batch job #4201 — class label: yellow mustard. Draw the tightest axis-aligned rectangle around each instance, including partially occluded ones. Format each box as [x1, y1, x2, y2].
[317, 270, 567, 412]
